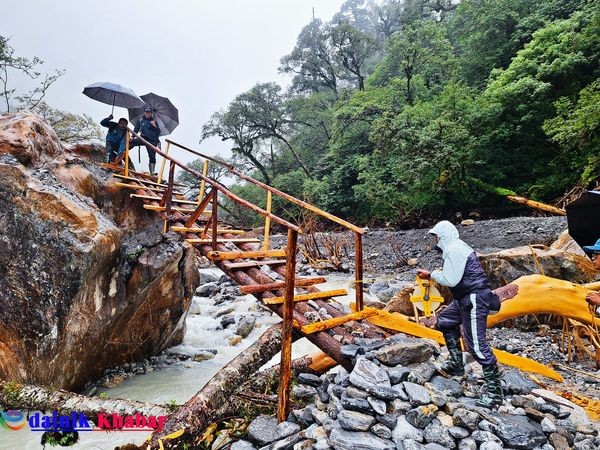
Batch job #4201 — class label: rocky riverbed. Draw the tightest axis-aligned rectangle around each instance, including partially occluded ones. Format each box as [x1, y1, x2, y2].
[233, 335, 599, 450]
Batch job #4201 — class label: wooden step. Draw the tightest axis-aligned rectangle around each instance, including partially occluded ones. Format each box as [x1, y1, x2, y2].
[223, 259, 286, 269]
[262, 289, 348, 306]
[301, 310, 377, 334]
[110, 168, 186, 187]
[239, 277, 327, 295]
[130, 194, 198, 205]
[186, 238, 261, 244]
[207, 250, 286, 260]
[113, 173, 177, 189]
[114, 182, 185, 196]
[143, 204, 212, 214]
[171, 226, 246, 235]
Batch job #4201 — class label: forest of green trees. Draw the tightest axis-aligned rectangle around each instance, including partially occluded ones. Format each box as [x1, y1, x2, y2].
[188, 0, 599, 227]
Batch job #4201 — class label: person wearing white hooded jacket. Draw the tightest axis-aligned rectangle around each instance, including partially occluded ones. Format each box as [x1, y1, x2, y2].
[417, 220, 503, 409]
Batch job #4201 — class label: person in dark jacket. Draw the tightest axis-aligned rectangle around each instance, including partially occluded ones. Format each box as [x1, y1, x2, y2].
[100, 115, 128, 163]
[130, 107, 161, 175]
[417, 220, 503, 409]
[583, 238, 600, 314]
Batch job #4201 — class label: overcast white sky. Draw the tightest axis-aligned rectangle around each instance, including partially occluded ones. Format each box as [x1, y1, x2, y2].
[1, 0, 345, 167]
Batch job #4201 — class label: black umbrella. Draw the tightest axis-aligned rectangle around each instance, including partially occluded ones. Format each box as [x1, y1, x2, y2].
[82, 82, 145, 114]
[128, 92, 179, 136]
[566, 190, 600, 250]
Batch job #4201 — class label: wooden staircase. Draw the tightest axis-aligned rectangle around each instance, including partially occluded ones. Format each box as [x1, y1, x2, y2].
[105, 134, 385, 421]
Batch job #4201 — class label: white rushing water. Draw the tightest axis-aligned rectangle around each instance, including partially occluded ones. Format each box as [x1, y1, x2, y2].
[4, 269, 362, 449]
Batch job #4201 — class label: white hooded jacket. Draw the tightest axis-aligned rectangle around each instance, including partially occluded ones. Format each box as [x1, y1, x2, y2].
[428, 221, 474, 288]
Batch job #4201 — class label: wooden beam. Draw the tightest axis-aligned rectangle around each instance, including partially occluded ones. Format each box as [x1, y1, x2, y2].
[263, 289, 348, 306]
[207, 250, 286, 260]
[278, 229, 298, 422]
[113, 173, 176, 189]
[301, 310, 377, 335]
[223, 259, 286, 269]
[143, 204, 211, 214]
[171, 226, 246, 235]
[239, 277, 326, 295]
[114, 182, 184, 196]
[186, 238, 260, 244]
[130, 194, 199, 205]
[185, 191, 214, 228]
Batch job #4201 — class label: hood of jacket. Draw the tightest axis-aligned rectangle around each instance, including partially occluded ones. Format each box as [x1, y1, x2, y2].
[428, 220, 460, 254]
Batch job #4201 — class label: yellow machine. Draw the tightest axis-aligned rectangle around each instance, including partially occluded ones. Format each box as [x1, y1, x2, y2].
[409, 276, 444, 320]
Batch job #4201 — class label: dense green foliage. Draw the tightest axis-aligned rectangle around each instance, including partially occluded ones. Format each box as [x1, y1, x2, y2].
[197, 0, 599, 226]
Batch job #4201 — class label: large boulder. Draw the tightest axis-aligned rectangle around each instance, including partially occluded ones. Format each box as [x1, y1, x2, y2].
[0, 112, 199, 390]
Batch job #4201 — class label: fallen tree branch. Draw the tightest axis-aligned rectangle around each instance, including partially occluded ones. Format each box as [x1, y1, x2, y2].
[0, 381, 167, 420]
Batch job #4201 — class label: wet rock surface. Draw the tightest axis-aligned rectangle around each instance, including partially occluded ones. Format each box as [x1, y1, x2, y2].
[238, 334, 599, 450]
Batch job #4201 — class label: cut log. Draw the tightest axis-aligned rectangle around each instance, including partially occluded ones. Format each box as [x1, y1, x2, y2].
[114, 182, 185, 196]
[207, 250, 286, 260]
[185, 238, 261, 244]
[223, 259, 286, 269]
[239, 277, 327, 294]
[171, 226, 246, 235]
[0, 381, 167, 420]
[263, 289, 347, 305]
[301, 310, 378, 334]
[130, 194, 199, 205]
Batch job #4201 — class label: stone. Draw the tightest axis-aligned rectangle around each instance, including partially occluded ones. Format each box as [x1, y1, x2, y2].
[407, 363, 436, 385]
[228, 335, 243, 346]
[376, 413, 399, 430]
[392, 383, 409, 401]
[393, 416, 424, 444]
[328, 427, 395, 450]
[424, 444, 450, 450]
[305, 424, 327, 442]
[493, 413, 547, 449]
[479, 442, 503, 450]
[340, 344, 361, 358]
[461, 219, 476, 226]
[423, 420, 456, 449]
[403, 382, 431, 406]
[471, 430, 503, 445]
[292, 385, 317, 400]
[247, 415, 278, 446]
[400, 440, 426, 450]
[298, 373, 322, 387]
[220, 315, 236, 328]
[197, 281, 219, 296]
[293, 440, 314, 450]
[371, 423, 393, 440]
[573, 439, 596, 450]
[502, 370, 539, 395]
[540, 417, 557, 433]
[453, 408, 480, 431]
[375, 340, 437, 366]
[192, 350, 216, 362]
[231, 440, 257, 450]
[388, 399, 412, 415]
[458, 438, 477, 450]
[377, 286, 401, 302]
[406, 405, 438, 429]
[313, 439, 331, 450]
[345, 386, 369, 399]
[423, 382, 448, 407]
[436, 411, 454, 428]
[387, 366, 411, 384]
[235, 316, 256, 338]
[368, 396, 387, 415]
[448, 426, 469, 439]
[430, 376, 463, 397]
[364, 384, 399, 401]
[337, 410, 376, 432]
[349, 357, 391, 390]
[524, 407, 546, 423]
[340, 395, 373, 414]
[549, 432, 570, 450]
[270, 432, 304, 450]
[275, 421, 301, 440]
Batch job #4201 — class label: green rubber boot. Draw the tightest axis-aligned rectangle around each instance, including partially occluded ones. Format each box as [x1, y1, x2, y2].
[476, 364, 504, 409]
[439, 333, 465, 378]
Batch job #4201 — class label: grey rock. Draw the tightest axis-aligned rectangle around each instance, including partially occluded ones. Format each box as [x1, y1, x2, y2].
[537, 402, 560, 416]
[371, 423, 393, 440]
[313, 439, 331, 450]
[448, 426, 470, 439]
[392, 383, 409, 401]
[453, 408, 480, 431]
[399, 439, 425, 450]
[479, 442, 503, 450]
[375, 340, 437, 367]
[298, 373, 323, 387]
[573, 439, 596, 450]
[345, 385, 369, 399]
[337, 410, 376, 432]
[423, 382, 448, 407]
[393, 416, 424, 443]
[388, 399, 412, 415]
[349, 357, 391, 390]
[388, 366, 411, 384]
[292, 440, 314, 450]
[423, 420, 456, 449]
[575, 425, 598, 436]
[494, 413, 547, 449]
[377, 286, 400, 302]
[275, 421, 301, 440]
[248, 415, 279, 446]
[364, 384, 399, 400]
[340, 394, 373, 414]
[327, 395, 343, 419]
[292, 385, 317, 400]
[502, 370, 539, 395]
[376, 413, 399, 430]
[269, 432, 304, 450]
[220, 315, 236, 328]
[341, 344, 361, 359]
[334, 367, 350, 385]
[199, 271, 220, 284]
[424, 445, 450, 450]
[406, 405, 438, 429]
[458, 437, 477, 450]
[231, 440, 257, 450]
[540, 417, 557, 433]
[471, 430, 503, 445]
[430, 376, 463, 397]
[403, 382, 431, 406]
[328, 427, 395, 450]
[196, 281, 218, 296]
[511, 395, 538, 409]
[477, 419, 495, 432]
[235, 316, 256, 338]
[407, 363, 436, 385]
[368, 396, 387, 415]
[370, 281, 390, 295]
[548, 433, 570, 450]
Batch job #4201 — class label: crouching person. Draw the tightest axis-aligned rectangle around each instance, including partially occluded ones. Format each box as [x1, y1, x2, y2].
[417, 220, 503, 409]
[100, 115, 128, 163]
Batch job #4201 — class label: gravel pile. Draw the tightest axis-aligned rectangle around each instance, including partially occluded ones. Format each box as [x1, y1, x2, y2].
[233, 334, 599, 450]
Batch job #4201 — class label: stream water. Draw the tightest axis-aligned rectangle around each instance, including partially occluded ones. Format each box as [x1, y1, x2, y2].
[3, 270, 359, 450]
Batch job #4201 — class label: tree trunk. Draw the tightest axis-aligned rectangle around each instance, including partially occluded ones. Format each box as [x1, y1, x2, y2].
[145, 323, 287, 449]
[275, 132, 313, 179]
[0, 381, 167, 420]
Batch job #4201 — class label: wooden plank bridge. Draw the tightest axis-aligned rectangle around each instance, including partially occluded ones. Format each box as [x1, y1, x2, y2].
[105, 129, 565, 423]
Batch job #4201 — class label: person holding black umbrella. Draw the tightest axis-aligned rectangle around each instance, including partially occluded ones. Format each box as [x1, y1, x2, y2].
[100, 114, 128, 163]
[130, 107, 161, 175]
[584, 239, 600, 314]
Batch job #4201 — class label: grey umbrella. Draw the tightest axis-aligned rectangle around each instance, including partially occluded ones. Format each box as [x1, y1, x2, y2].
[83, 82, 145, 114]
[128, 92, 179, 136]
